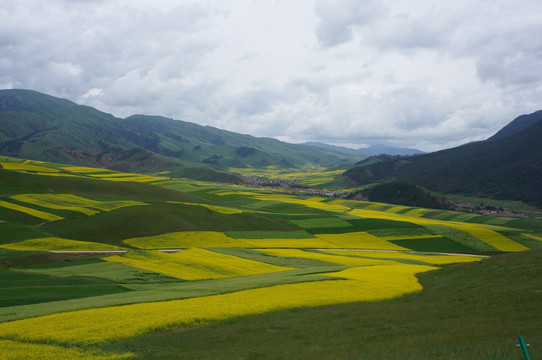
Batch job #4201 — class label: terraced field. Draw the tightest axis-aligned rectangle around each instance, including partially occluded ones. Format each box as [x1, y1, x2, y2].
[1, 156, 541, 359]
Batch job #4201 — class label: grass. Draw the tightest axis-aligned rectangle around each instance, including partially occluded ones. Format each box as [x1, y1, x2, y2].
[389, 237, 478, 253]
[423, 224, 499, 253]
[0, 269, 128, 307]
[0, 199, 64, 221]
[290, 217, 353, 229]
[41, 203, 299, 246]
[102, 249, 542, 359]
[1, 158, 542, 359]
[17, 261, 179, 284]
[0, 266, 344, 324]
[0, 237, 125, 251]
[305, 218, 424, 235]
[0, 339, 132, 360]
[124, 231, 249, 249]
[104, 249, 294, 280]
[0, 222, 51, 244]
[314, 232, 409, 250]
[226, 230, 315, 239]
[0, 265, 435, 346]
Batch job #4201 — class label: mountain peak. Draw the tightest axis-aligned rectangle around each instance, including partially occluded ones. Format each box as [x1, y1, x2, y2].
[488, 110, 542, 141]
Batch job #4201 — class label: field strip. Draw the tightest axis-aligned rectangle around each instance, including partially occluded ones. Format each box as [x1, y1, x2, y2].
[322, 249, 487, 265]
[448, 225, 529, 252]
[167, 201, 243, 214]
[317, 248, 489, 257]
[104, 249, 295, 280]
[0, 200, 64, 221]
[10, 194, 100, 216]
[0, 238, 125, 251]
[0, 266, 344, 323]
[124, 231, 251, 249]
[257, 249, 399, 266]
[0, 339, 133, 360]
[0, 161, 61, 173]
[0, 264, 436, 345]
[314, 232, 409, 250]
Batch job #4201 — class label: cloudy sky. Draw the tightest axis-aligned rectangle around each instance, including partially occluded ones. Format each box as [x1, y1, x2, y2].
[2, 0, 542, 152]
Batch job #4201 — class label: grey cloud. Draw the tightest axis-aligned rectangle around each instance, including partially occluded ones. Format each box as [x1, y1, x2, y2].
[475, 37, 542, 87]
[315, 0, 385, 47]
[0, 0, 222, 110]
[3, 1, 542, 153]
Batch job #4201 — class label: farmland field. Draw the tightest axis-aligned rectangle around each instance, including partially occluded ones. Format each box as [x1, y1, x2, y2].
[1, 156, 541, 359]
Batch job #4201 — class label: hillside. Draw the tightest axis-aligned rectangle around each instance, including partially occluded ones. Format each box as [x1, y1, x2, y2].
[1, 156, 541, 359]
[344, 110, 542, 208]
[488, 109, 542, 141]
[0, 89, 360, 181]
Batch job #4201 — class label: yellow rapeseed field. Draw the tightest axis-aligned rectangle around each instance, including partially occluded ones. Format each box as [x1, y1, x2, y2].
[314, 232, 409, 250]
[124, 231, 249, 249]
[0, 200, 64, 221]
[324, 250, 486, 265]
[240, 237, 338, 248]
[0, 340, 133, 360]
[450, 226, 528, 252]
[87, 173, 160, 182]
[62, 166, 114, 173]
[523, 233, 542, 241]
[105, 248, 293, 280]
[403, 208, 432, 217]
[0, 161, 60, 173]
[377, 234, 444, 241]
[167, 201, 243, 214]
[9, 193, 147, 214]
[0, 264, 435, 345]
[0, 237, 124, 251]
[228, 167, 343, 186]
[11, 194, 100, 216]
[260, 195, 351, 212]
[385, 205, 412, 213]
[347, 208, 526, 251]
[258, 249, 398, 266]
[217, 192, 351, 212]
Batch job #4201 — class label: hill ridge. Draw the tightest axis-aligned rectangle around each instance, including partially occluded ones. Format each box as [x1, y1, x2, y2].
[344, 110, 542, 207]
[0, 89, 362, 181]
[488, 110, 542, 141]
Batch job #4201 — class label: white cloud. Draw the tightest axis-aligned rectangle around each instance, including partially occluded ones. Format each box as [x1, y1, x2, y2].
[315, 0, 385, 47]
[1, 0, 542, 152]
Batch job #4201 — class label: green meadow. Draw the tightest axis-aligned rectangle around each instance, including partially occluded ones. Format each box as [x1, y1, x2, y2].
[0, 156, 541, 359]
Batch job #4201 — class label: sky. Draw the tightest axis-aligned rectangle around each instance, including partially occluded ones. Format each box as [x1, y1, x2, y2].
[1, 0, 542, 152]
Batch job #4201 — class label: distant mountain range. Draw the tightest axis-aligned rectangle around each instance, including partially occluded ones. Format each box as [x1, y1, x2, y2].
[0, 89, 364, 181]
[304, 142, 424, 156]
[344, 110, 542, 207]
[2, 89, 540, 208]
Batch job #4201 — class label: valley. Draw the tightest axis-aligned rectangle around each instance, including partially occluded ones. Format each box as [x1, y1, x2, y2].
[0, 155, 541, 359]
[1, 90, 542, 359]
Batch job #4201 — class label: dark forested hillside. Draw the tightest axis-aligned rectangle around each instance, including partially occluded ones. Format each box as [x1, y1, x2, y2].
[344, 111, 542, 207]
[488, 110, 542, 141]
[350, 182, 453, 209]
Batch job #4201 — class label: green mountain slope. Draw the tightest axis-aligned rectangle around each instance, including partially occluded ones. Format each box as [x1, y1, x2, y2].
[0, 89, 360, 181]
[488, 109, 542, 140]
[344, 111, 542, 207]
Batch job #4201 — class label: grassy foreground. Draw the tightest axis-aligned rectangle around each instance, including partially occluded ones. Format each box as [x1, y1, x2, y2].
[103, 249, 542, 359]
[1, 156, 541, 359]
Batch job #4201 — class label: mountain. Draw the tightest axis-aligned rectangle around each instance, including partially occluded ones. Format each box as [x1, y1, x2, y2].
[362, 144, 425, 156]
[488, 110, 542, 141]
[344, 110, 542, 207]
[305, 142, 424, 156]
[0, 89, 361, 181]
